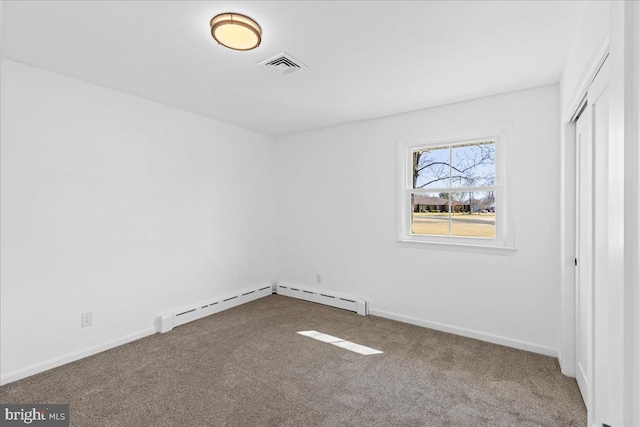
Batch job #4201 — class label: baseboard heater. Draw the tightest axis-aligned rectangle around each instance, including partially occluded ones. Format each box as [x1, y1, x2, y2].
[158, 284, 272, 333]
[276, 283, 368, 316]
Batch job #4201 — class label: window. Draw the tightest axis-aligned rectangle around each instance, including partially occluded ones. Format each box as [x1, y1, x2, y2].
[397, 128, 515, 253]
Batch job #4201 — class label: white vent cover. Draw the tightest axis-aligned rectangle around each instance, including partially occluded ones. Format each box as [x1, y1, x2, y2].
[258, 52, 307, 76]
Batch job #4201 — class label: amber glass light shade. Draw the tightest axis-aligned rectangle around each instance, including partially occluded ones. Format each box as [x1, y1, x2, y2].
[210, 13, 261, 51]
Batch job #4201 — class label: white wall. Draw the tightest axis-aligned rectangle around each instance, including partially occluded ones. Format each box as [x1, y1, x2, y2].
[557, 2, 640, 424]
[557, 0, 609, 378]
[608, 3, 640, 425]
[633, 7, 640, 424]
[0, 59, 276, 383]
[275, 85, 561, 355]
[560, 1, 610, 114]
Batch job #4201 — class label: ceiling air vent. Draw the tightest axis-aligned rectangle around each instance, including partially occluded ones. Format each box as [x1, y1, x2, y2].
[258, 52, 307, 76]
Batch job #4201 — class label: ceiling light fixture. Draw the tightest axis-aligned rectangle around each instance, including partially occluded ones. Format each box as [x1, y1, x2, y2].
[210, 13, 261, 51]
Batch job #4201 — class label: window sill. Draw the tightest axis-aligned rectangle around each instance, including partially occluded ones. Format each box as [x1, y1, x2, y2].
[395, 238, 517, 256]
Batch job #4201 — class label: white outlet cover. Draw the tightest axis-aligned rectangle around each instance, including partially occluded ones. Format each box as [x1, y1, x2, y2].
[81, 312, 93, 327]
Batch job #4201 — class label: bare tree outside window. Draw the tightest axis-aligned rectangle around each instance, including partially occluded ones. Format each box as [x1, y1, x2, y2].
[410, 141, 496, 238]
[413, 142, 495, 190]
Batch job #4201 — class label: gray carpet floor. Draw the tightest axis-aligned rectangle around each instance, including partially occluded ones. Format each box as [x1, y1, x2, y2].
[0, 295, 586, 426]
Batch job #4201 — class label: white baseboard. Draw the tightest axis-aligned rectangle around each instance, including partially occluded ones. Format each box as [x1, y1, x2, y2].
[164, 284, 273, 331]
[0, 327, 155, 386]
[276, 283, 368, 315]
[557, 350, 576, 377]
[275, 284, 555, 357]
[1, 284, 273, 386]
[2, 287, 558, 385]
[369, 308, 558, 358]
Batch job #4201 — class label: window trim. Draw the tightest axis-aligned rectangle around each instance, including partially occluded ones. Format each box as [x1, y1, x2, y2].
[396, 126, 516, 254]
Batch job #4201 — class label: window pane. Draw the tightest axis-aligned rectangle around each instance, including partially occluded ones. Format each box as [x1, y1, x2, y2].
[413, 147, 450, 189]
[451, 192, 496, 238]
[411, 192, 450, 235]
[450, 142, 495, 188]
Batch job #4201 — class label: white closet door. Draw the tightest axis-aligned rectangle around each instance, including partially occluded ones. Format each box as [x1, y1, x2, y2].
[575, 98, 593, 408]
[575, 57, 609, 426]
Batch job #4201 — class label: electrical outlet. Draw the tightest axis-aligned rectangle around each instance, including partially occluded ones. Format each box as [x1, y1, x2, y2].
[316, 274, 322, 284]
[81, 311, 93, 327]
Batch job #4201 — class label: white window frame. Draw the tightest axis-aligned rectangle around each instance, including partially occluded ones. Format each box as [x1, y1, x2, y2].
[396, 126, 516, 255]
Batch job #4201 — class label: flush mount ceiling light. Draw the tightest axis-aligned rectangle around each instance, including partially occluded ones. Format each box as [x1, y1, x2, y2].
[210, 13, 261, 51]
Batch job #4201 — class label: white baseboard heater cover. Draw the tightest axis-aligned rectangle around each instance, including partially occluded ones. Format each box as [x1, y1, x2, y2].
[276, 283, 368, 316]
[159, 284, 272, 333]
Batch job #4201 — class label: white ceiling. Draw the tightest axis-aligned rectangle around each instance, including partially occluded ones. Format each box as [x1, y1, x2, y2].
[1, 1, 581, 136]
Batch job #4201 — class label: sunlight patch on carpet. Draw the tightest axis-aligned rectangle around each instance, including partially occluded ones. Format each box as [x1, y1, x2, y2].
[297, 330, 383, 355]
